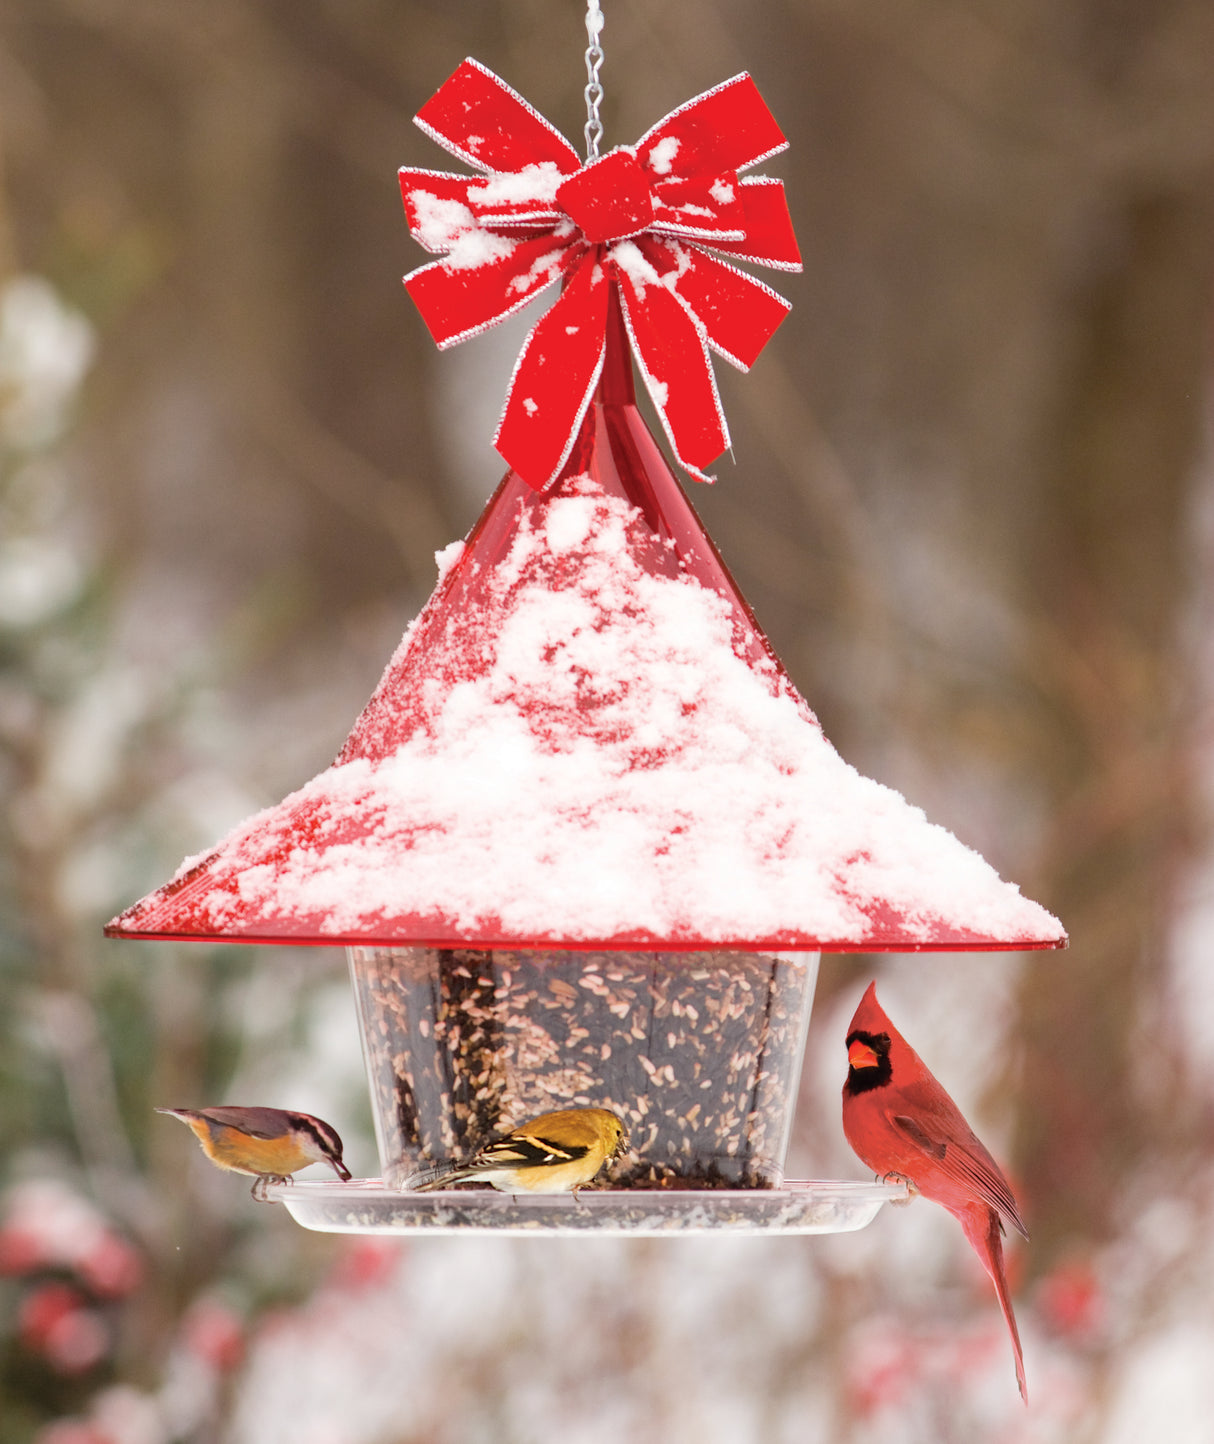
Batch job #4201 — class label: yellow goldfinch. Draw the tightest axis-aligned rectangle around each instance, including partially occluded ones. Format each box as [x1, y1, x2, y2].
[413, 1107, 629, 1197]
[157, 1106, 352, 1200]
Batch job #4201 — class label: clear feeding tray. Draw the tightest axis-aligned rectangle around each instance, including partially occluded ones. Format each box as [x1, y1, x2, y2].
[265, 1177, 909, 1236]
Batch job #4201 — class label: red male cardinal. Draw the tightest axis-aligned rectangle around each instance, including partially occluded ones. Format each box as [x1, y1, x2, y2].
[842, 982, 1029, 1403]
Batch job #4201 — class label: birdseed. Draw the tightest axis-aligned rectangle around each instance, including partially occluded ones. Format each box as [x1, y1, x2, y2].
[348, 947, 816, 1190]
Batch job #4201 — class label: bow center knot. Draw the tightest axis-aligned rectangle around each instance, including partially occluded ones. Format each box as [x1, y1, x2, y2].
[557, 149, 655, 245]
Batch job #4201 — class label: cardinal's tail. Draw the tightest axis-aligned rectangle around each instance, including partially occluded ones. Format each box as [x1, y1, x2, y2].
[960, 1205, 1027, 1405]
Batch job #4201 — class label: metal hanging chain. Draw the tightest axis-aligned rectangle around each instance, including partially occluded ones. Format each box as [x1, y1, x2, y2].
[584, 0, 605, 159]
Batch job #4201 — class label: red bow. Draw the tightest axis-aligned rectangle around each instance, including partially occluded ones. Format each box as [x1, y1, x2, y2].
[399, 59, 802, 490]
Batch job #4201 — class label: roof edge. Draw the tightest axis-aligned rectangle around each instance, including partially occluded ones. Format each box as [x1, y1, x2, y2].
[104, 922, 1068, 953]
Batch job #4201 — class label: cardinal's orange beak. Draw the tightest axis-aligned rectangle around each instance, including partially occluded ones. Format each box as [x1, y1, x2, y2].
[848, 1039, 879, 1070]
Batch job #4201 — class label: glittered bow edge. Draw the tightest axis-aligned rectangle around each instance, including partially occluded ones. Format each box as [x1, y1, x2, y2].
[399, 59, 803, 490]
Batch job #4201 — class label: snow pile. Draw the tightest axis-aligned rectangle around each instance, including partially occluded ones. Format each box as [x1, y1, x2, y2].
[116, 477, 1063, 946]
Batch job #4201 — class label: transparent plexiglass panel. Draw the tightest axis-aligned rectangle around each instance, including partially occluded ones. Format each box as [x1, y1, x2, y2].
[349, 947, 819, 1190]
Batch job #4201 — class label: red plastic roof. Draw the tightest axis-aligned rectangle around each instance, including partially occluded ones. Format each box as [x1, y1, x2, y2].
[107, 301, 1065, 954]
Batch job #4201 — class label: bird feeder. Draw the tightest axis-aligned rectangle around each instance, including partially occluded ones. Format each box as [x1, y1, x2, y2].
[106, 61, 1065, 1237]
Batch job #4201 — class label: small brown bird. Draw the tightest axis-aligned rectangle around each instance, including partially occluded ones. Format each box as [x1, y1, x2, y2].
[413, 1108, 629, 1197]
[157, 1106, 352, 1201]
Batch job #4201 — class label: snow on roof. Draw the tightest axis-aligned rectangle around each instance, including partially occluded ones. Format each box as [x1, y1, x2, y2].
[107, 434, 1064, 952]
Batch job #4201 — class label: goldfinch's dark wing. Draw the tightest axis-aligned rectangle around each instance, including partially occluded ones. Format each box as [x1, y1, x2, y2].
[411, 1135, 591, 1191]
[478, 1130, 591, 1168]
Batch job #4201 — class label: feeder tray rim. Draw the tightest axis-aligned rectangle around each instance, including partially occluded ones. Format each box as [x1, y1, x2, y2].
[263, 1177, 911, 1237]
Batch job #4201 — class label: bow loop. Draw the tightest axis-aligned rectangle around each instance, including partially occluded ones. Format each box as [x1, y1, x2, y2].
[407, 236, 579, 350]
[634, 73, 789, 180]
[414, 58, 582, 176]
[648, 174, 746, 242]
[400, 60, 801, 489]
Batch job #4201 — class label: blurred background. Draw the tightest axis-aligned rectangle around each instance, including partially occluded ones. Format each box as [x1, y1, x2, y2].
[2, 1, 1213, 1440]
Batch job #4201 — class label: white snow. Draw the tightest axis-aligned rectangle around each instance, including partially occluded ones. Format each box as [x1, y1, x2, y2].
[504, 247, 569, 297]
[433, 539, 465, 583]
[468, 161, 565, 207]
[648, 136, 681, 176]
[132, 478, 1064, 946]
[645, 375, 670, 411]
[609, 239, 662, 291]
[408, 193, 516, 270]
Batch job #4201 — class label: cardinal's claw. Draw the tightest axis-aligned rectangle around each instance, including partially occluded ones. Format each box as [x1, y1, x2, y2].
[879, 1172, 918, 1203]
